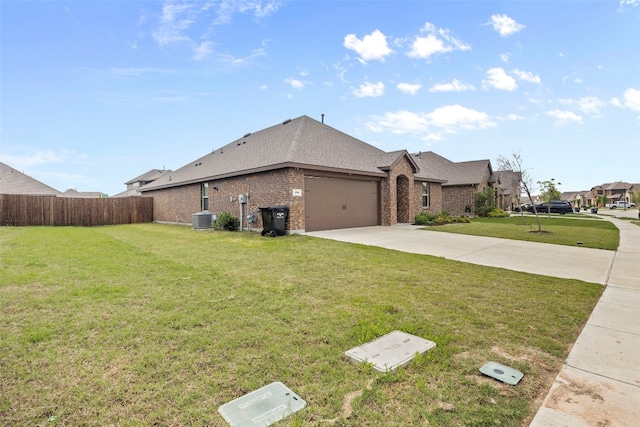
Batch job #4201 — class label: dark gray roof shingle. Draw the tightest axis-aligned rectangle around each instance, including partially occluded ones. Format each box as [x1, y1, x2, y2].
[0, 162, 61, 196]
[142, 115, 418, 192]
[413, 151, 491, 186]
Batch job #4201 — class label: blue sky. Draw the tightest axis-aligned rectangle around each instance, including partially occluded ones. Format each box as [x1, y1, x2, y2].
[2, 0, 639, 196]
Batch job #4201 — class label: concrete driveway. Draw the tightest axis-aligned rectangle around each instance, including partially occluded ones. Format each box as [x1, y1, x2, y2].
[306, 223, 615, 284]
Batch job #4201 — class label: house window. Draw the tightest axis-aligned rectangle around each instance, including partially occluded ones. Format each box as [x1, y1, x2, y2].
[422, 182, 430, 208]
[202, 183, 209, 211]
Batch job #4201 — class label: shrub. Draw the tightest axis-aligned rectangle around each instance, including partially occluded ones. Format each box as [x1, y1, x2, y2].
[487, 208, 510, 218]
[214, 211, 239, 231]
[415, 211, 471, 226]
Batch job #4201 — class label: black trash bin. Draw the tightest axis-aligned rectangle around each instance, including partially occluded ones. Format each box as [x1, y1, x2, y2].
[260, 206, 289, 237]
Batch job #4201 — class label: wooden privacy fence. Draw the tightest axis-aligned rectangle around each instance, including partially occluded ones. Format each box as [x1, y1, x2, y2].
[0, 194, 153, 226]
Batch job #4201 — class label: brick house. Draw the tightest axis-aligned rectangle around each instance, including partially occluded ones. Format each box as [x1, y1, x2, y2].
[590, 182, 635, 206]
[413, 152, 499, 216]
[140, 115, 447, 232]
[494, 170, 523, 211]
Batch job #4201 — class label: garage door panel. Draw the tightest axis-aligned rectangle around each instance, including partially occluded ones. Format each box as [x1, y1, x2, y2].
[305, 176, 378, 232]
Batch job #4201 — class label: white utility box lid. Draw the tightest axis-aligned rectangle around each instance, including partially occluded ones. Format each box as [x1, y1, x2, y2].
[218, 382, 306, 427]
[479, 361, 524, 385]
[345, 330, 436, 372]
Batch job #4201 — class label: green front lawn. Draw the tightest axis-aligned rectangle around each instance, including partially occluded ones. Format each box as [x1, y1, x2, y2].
[0, 224, 603, 426]
[422, 216, 619, 250]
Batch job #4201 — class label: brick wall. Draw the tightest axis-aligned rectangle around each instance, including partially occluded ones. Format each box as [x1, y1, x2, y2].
[150, 184, 201, 223]
[148, 168, 305, 231]
[443, 185, 476, 216]
[381, 156, 417, 225]
[413, 181, 442, 217]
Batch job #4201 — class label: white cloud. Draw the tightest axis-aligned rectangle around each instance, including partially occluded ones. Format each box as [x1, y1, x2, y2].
[563, 72, 583, 85]
[505, 114, 525, 121]
[285, 77, 304, 90]
[487, 14, 525, 37]
[624, 88, 640, 112]
[512, 69, 541, 84]
[2, 149, 65, 168]
[213, 0, 283, 25]
[559, 97, 605, 116]
[500, 53, 510, 63]
[217, 47, 266, 66]
[407, 22, 470, 60]
[107, 67, 174, 77]
[152, 1, 281, 59]
[352, 81, 385, 97]
[366, 105, 495, 142]
[619, 0, 639, 9]
[428, 105, 495, 130]
[153, 2, 196, 46]
[343, 29, 393, 63]
[367, 110, 428, 134]
[610, 97, 622, 107]
[193, 41, 214, 60]
[482, 68, 517, 91]
[397, 82, 422, 95]
[546, 109, 583, 125]
[0, 148, 88, 177]
[428, 78, 475, 92]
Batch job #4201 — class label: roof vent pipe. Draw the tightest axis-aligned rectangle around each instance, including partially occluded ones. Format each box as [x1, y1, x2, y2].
[321, 113, 324, 123]
[282, 118, 292, 125]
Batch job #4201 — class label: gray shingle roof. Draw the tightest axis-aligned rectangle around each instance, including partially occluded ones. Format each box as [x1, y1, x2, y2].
[142, 115, 418, 192]
[0, 162, 61, 196]
[494, 170, 522, 195]
[413, 151, 491, 186]
[60, 189, 104, 198]
[124, 169, 171, 185]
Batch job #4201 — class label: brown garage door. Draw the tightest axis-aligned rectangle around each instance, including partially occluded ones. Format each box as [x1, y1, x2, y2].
[304, 176, 379, 232]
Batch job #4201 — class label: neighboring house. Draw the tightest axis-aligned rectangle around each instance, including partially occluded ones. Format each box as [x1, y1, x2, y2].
[413, 152, 498, 216]
[629, 184, 640, 203]
[140, 115, 447, 233]
[0, 162, 61, 196]
[560, 191, 592, 208]
[60, 189, 106, 198]
[112, 168, 172, 198]
[590, 182, 634, 206]
[493, 170, 522, 211]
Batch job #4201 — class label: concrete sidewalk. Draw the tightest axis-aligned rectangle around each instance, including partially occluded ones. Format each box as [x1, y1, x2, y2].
[529, 215, 640, 427]
[306, 214, 640, 426]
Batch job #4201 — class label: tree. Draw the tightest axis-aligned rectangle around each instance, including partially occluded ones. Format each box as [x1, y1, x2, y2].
[537, 178, 562, 217]
[497, 151, 543, 232]
[475, 187, 496, 217]
[596, 194, 608, 208]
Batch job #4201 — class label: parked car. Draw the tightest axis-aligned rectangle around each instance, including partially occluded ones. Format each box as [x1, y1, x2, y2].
[606, 201, 636, 209]
[513, 203, 532, 213]
[528, 200, 573, 214]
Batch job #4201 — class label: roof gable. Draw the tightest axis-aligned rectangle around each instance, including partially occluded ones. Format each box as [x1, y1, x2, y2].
[413, 152, 491, 186]
[375, 150, 420, 173]
[125, 169, 171, 185]
[0, 162, 61, 196]
[142, 115, 389, 191]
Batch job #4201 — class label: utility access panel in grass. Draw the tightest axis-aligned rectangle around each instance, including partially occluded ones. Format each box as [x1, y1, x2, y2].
[345, 330, 436, 372]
